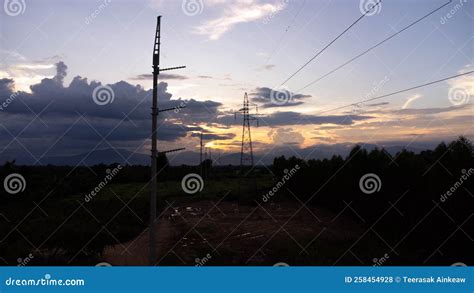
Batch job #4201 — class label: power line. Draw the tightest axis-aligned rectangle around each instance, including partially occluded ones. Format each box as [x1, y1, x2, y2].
[297, 0, 453, 93]
[315, 71, 473, 115]
[280, 0, 382, 86]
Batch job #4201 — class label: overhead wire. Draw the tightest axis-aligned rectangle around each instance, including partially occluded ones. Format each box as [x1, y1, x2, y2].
[297, 0, 453, 93]
[279, 0, 382, 86]
[314, 71, 473, 115]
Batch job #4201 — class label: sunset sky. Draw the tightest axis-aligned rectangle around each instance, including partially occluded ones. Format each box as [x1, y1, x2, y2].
[0, 0, 472, 164]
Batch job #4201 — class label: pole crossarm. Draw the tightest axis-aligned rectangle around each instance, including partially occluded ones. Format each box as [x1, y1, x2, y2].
[158, 148, 185, 154]
[158, 105, 186, 113]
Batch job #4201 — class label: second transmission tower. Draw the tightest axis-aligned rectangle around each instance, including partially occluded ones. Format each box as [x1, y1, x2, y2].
[236, 92, 259, 173]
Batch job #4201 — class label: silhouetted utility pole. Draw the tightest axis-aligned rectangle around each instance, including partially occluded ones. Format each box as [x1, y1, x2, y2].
[199, 131, 203, 176]
[150, 15, 185, 266]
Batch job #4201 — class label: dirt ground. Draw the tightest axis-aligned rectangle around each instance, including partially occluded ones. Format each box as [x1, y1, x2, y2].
[103, 199, 366, 266]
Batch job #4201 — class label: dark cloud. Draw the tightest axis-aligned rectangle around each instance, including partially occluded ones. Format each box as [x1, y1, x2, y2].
[219, 111, 372, 126]
[0, 78, 14, 95]
[0, 62, 224, 163]
[54, 61, 67, 84]
[213, 111, 373, 131]
[129, 73, 189, 80]
[2, 62, 221, 122]
[366, 102, 389, 107]
[395, 105, 470, 115]
[258, 64, 275, 71]
[129, 74, 221, 81]
[249, 87, 311, 108]
[190, 131, 236, 140]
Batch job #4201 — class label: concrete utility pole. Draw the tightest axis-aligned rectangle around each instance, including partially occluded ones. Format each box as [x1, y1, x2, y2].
[149, 15, 185, 266]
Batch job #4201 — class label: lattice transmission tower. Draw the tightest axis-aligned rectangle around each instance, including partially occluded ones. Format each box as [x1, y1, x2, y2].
[235, 92, 259, 173]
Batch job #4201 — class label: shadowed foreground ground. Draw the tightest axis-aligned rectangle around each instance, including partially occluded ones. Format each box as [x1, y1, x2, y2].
[103, 200, 372, 266]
